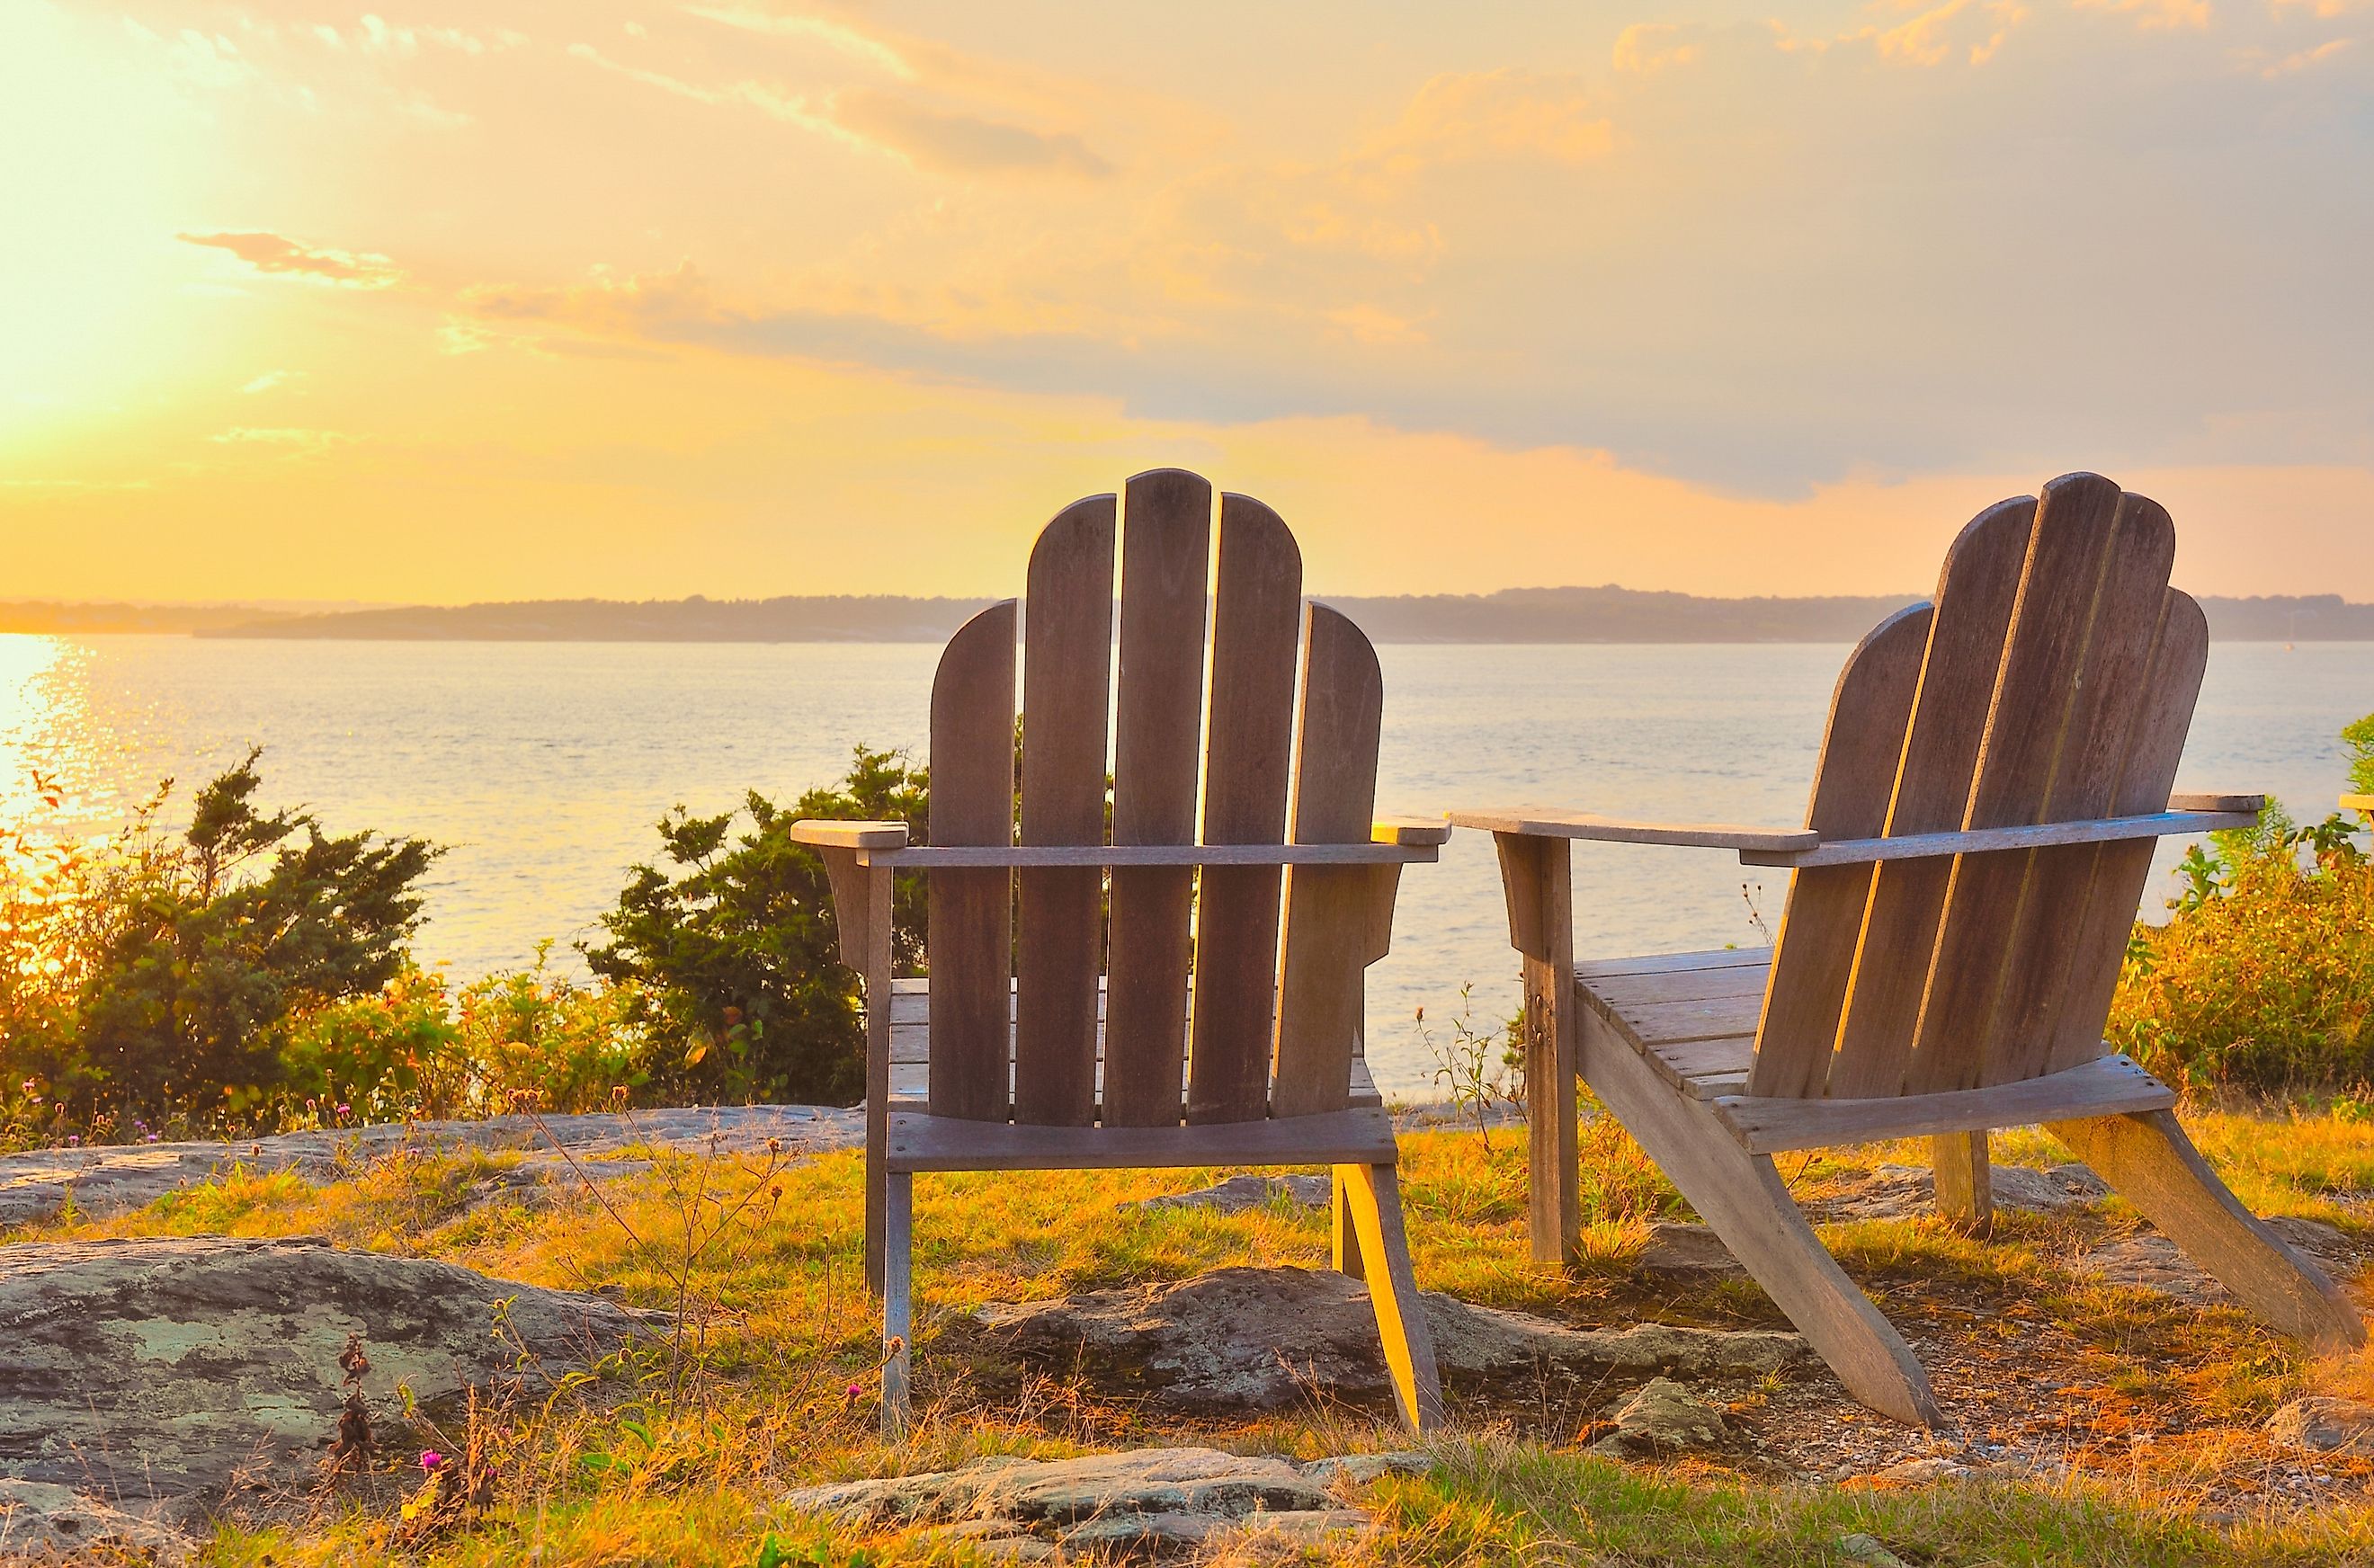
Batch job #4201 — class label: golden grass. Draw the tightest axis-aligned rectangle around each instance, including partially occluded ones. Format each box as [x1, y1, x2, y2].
[19, 1104, 2374, 1564]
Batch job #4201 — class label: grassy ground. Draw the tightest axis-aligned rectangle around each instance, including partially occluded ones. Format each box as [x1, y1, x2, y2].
[22, 1104, 2374, 1565]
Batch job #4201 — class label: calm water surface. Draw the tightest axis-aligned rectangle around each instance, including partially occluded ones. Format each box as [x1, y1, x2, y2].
[1, 636, 2366, 1094]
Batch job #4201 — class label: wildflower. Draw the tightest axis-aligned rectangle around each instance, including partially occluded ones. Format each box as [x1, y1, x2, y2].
[420, 1449, 443, 1471]
[144, 1134, 157, 1144]
[66, 1135, 78, 1146]
[335, 1103, 351, 1117]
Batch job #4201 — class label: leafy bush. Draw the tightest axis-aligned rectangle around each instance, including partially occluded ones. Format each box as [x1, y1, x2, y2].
[582, 746, 928, 1107]
[2348, 712, 2374, 798]
[0, 750, 440, 1131]
[277, 949, 654, 1125]
[2110, 719, 2374, 1095]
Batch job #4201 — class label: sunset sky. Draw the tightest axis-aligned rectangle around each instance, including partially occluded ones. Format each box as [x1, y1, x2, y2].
[4, 0, 2370, 603]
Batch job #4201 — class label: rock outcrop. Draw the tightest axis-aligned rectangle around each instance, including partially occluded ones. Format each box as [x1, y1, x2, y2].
[0, 1105, 861, 1228]
[0, 1479, 196, 1564]
[975, 1266, 1802, 1412]
[0, 1235, 645, 1518]
[783, 1447, 1400, 1560]
[1120, 1174, 1333, 1216]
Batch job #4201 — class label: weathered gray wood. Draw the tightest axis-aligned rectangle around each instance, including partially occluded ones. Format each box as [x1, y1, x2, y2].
[1908, 475, 2147, 1094]
[1105, 469, 1211, 1127]
[1447, 808, 1816, 852]
[1499, 831, 1580, 1263]
[927, 601, 1018, 1125]
[1589, 962, 1773, 1007]
[1190, 493, 1307, 1133]
[1715, 1054, 2175, 1154]
[1330, 1168, 1365, 1278]
[791, 820, 909, 851]
[1751, 604, 1932, 1098]
[1267, 603, 1385, 1121]
[2048, 1109, 2363, 1350]
[885, 1056, 1384, 1110]
[1579, 1005, 1941, 1425]
[1981, 494, 2178, 1085]
[1016, 495, 1115, 1127]
[859, 860, 897, 1294]
[2046, 592, 2210, 1073]
[813, 846, 872, 971]
[1830, 496, 2034, 1098]
[884, 1106, 1398, 1172]
[1337, 1160, 1446, 1433]
[1575, 948, 1772, 980]
[1736, 810, 2254, 869]
[2167, 792, 2266, 813]
[1603, 993, 1765, 1046]
[865, 842, 1437, 868]
[881, 1169, 913, 1438]
[1931, 1132, 1992, 1238]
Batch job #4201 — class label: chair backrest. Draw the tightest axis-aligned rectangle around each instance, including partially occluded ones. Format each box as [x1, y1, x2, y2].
[1749, 472, 2206, 1101]
[924, 468, 1387, 1128]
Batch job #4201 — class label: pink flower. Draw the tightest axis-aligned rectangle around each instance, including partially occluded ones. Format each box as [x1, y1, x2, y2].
[420, 1449, 443, 1471]
[144, 1134, 158, 1143]
[65, 1136, 77, 1146]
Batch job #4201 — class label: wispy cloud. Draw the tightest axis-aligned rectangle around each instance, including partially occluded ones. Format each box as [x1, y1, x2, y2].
[2074, 0, 2211, 31]
[206, 427, 355, 451]
[828, 88, 1111, 177]
[1363, 72, 1613, 174]
[240, 370, 301, 394]
[178, 233, 403, 289]
[1613, 22, 1701, 76]
[682, 5, 915, 79]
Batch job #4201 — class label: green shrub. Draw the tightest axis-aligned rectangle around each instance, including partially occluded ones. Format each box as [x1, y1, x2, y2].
[0, 750, 440, 1132]
[2109, 717, 2374, 1095]
[582, 745, 928, 1107]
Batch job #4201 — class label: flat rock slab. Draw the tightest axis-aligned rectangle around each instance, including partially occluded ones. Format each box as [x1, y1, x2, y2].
[2267, 1396, 2374, 1456]
[785, 1447, 1388, 1560]
[1815, 1163, 2108, 1223]
[0, 1478, 196, 1564]
[0, 1235, 644, 1518]
[0, 1105, 861, 1227]
[1120, 1174, 1334, 1216]
[976, 1266, 1803, 1412]
[2080, 1219, 2356, 1307]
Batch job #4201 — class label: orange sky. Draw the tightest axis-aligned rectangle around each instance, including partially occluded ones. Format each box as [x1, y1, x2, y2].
[4, 0, 2370, 602]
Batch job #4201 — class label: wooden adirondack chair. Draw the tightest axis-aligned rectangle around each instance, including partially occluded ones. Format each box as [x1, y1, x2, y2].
[792, 468, 1449, 1437]
[1451, 473, 2366, 1426]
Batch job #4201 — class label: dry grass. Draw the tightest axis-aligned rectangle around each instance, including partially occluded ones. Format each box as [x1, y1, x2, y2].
[19, 1106, 2374, 1564]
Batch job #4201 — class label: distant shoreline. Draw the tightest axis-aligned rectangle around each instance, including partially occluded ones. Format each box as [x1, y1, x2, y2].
[4, 588, 2370, 644]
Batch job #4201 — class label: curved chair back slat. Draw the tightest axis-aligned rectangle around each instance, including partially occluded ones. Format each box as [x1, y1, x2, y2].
[926, 601, 1017, 1121]
[1753, 472, 2203, 1100]
[923, 469, 1384, 1128]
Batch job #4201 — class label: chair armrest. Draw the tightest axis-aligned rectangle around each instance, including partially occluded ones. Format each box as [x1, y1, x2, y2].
[2340, 794, 2373, 815]
[2169, 792, 2266, 813]
[790, 819, 911, 851]
[1373, 815, 1452, 846]
[1738, 808, 2261, 869]
[861, 842, 1436, 868]
[1445, 806, 1818, 855]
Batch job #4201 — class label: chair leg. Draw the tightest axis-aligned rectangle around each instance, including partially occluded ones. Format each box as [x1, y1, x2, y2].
[1932, 1131, 1993, 1238]
[2048, 1109, 2364, 1351]
[1334, 1161, 1446, 1434]
[881, 1171, 914, 1440]
[1331, 1168, 1365, 1278]
[865, 1148, 887, 1297]
[1578, 1008, 1942, 1426]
